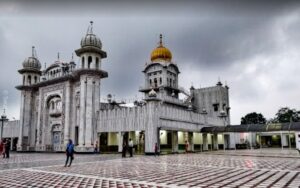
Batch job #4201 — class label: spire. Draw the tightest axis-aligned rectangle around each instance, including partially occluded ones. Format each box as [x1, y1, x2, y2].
[216, 77, 223, 86]
[71, 53, 74, 61]
[87, 21, 94, 34]
[32, 46, 35, 57]
[159, 34, 163, 46]
[57, 52, 60, 61]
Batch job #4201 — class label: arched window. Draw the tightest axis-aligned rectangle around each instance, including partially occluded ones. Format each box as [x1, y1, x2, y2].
[23, 75, 25, 85]
[34, 76, 37, 83]
[88, 56, 92, 69]
[96, 57, 99, 69]
[159, 77, 162, 85]
[28, 75, 31, 85]
[173, 79, 176, 87]
[51, 101, 55, 110]
[170, 79, 172, 87]
[82, 56, 85, 68]
[149, 79, 152, 86]
[154, 78, 157, 88]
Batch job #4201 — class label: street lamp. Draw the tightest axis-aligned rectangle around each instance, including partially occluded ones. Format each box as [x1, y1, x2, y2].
[0, 113, 9, 140]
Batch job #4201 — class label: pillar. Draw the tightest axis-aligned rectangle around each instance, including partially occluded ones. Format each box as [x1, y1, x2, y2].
[172, 131, 178, 153]
[118, 132, 123, 152]
[203, 133, 208, 151]
[85, 77, 93, 146]
[64, 81, 71, 145]
[213, 133, 219, 150]
[188, 132, 194, 152]
[79, 76, 86, 147]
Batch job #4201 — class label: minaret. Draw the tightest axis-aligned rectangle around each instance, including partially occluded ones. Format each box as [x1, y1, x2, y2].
[74, 21, 108, 152]
[16, 46, 42, 151]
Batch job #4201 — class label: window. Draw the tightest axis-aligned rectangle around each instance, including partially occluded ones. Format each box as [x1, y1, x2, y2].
[96, 57, 99, 69]
[154, 78, 157, 87]
[149, 79, 152, 86]
[159, 77, 162, 85]
[28, 75, 31, 85]
[213, 104, 219, 112]
[51, 101, 55, 110]
[82, 57, 85, 68]
[23, 76, 25, 85]
[34, 76, 37, 83]
[88, 56, 92, 69]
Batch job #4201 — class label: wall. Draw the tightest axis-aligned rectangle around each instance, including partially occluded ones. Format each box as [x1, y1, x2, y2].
[1, 120, 20, 138]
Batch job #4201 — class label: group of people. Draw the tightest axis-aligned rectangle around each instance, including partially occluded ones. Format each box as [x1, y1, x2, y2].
[122, 138, 134, 158]
[0, 139, 10, 158]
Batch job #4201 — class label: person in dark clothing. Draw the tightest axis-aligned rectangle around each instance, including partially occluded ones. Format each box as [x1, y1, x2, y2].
[5, 139, 10, 158]
[65, 139, 74, 167]
[154, 142, 159, 157]
[122, 142, 127, 158]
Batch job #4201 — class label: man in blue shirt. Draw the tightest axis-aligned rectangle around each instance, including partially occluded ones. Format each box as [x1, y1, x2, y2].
[65, 139, 74, 167]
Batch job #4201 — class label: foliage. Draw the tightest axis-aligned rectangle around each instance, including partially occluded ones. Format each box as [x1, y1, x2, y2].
[241, 112, 266, 124]
[273, 107, 300, 123]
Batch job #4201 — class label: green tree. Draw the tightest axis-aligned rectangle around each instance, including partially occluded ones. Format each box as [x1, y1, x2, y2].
[241, 112, 266, 124]
[274, 107, 300, 123]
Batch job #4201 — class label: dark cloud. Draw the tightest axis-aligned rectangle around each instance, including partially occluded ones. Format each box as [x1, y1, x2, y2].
[0, 1, 300, 123]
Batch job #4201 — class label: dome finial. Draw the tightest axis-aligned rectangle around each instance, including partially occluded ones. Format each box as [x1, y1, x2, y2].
[159, 34, 163, 46]
[32, 46, 35, 57]
[57, 52, 60, 61]
[87, 21, 94, 34]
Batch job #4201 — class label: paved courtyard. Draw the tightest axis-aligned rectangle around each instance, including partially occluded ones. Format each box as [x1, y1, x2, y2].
[0, 150, 300, 187]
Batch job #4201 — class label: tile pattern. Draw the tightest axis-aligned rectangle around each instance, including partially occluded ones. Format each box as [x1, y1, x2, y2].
[0, 150, 300, 187]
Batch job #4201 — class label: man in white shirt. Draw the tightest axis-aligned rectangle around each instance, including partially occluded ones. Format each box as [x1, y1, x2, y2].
[129, 138, 134, 157]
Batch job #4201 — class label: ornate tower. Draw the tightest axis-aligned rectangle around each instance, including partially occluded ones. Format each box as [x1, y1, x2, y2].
[17, 47, 42, 151]
[140, 34, 180, 99]
[75, 21, 108, 152]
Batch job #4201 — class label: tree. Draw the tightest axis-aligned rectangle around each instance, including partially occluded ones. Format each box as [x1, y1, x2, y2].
[241, 112, 266, 125]
[274, 107, 300, 123]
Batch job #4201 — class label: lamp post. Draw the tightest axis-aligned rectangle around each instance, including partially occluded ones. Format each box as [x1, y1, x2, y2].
[0, 113, 8, 140]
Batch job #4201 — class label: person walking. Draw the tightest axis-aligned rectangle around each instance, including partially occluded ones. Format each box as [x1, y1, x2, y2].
[154, 143, 159, 157]
[65, 139, 74, 167]
[122, 142, 127, 158]
[4, 139, 10, 158]
[128, 138, 133, 157]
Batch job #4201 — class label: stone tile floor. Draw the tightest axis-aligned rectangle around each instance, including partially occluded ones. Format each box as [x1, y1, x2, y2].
[0, 150, 299, 187]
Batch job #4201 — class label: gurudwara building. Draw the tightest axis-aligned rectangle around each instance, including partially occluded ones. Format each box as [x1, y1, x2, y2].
[15, 22, 232, 154]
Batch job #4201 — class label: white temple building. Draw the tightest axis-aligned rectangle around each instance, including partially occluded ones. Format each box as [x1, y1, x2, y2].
[14, 22, 232, 154]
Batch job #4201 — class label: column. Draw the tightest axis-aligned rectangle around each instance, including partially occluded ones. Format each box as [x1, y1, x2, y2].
[85, 77, 93, 146]
[36, 89, 42, 148]
[79, 76, 87, 146]
[118, 132, 123, 152]
[64, 81, 71, 145]
[188, 132, 194, 152]
[213, 133, 219, 150]
[172, 130, 178, 153]
[202, 133, 208, 151]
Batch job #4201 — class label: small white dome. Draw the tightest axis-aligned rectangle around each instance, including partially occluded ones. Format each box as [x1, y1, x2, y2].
[22, 56, 41, 70]
[80, 34, 102, 49]
[148, 88, 157, 98]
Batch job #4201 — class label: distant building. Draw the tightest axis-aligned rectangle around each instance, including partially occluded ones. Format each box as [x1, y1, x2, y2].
[14, 22, 230, 153]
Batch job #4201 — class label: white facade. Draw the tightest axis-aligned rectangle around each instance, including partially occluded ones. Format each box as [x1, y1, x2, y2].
[15, 23, 230, 153]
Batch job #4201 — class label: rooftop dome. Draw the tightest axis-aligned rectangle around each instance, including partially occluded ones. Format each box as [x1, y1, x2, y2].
[80, 21, 102, 49]
[150, 34, 172, 62]
[22, 46, 41, 70]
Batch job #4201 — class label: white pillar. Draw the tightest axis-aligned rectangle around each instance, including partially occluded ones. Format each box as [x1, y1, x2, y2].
[118, 132, 123, 152]
[85, 77, 93, 146]
[64, 81, 71, 145]
[79, 76, 87, 146]
[172, 131, 178, 153]
[213, 133, 218, 150]
[188, 132, 194, 152]
[203, 133, 208, 151]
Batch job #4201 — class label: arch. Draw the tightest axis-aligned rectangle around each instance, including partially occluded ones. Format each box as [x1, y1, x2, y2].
[34, 76, 37, 83]
[159, 77, 162, 85]
[51, 101, 55, 110]
[96, 57, 99, 69]
[82, 56, 85, 68]
[149, 79, 152, 86]
[154, 78, 157, 88]
[88, 56, 92, 69]
[28, 75, 31, 85]
[23, 75, 25, 85]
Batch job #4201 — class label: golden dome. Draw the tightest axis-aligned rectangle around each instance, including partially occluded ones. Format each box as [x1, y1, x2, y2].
[150, 34, 172, 62]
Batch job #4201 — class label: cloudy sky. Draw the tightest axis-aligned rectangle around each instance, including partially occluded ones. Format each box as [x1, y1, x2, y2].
[0, 0, 299, 124]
